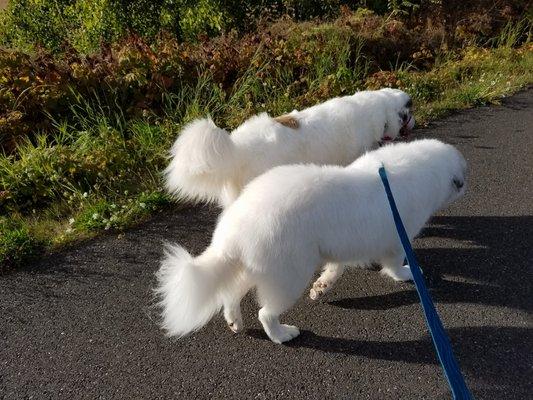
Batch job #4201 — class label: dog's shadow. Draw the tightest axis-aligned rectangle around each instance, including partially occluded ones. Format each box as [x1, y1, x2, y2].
[247, 325, 532, 397]
[330, 289, 418, 310]
[328, 279, 508, 311]
[296, 215, 532, 398]
[247, 328, 434, 364]
[330, 215, 533, 312]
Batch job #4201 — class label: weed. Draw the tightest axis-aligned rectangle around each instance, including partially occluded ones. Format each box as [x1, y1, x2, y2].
[73, 191, 170, 233]
[0, 217, 46, 272]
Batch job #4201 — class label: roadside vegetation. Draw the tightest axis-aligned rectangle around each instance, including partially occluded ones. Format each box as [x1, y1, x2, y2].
[1, 0, 531, 271]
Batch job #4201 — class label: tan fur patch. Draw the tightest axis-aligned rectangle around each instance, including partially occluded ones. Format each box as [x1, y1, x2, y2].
[274, 114, 299, 129]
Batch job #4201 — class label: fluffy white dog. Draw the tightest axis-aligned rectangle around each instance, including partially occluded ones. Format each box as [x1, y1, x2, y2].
[164, 88, 415, 207]
[156, 139, 466, 344]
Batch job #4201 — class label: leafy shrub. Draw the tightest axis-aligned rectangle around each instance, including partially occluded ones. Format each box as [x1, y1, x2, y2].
[0, 0, 362, 53]
[0, 0, 121, 53]
[0, 13, 371, 215]
[5, 0, 526, 54]
[1, 7, 530, 155]
[0, 0, 226, 52]
[365, 71, 403, 89]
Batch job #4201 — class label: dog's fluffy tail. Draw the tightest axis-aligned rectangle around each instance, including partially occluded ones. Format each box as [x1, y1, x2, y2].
[164, 118, 238, 204]
[155, 244, 239, 337]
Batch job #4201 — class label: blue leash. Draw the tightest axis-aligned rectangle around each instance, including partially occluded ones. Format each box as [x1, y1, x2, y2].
[378, 166, 473, 400]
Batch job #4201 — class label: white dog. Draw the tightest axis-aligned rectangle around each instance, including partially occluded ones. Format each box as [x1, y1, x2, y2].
[164, 88, 415, 207]
[156, 139, 466, 344]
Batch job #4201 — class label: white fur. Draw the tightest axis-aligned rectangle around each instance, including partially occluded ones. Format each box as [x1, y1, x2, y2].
[164, 88, 414, 207]
[156, 139, 466, 343]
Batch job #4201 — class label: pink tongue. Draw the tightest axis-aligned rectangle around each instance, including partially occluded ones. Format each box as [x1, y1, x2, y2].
[382, 135, 392, 141]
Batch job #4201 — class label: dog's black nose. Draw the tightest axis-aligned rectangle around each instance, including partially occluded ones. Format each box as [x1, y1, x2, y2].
[453, 178, 464, 190]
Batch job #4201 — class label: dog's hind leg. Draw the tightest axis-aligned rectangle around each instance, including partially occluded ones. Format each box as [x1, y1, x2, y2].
[222, 270, 253, 333]
[380, 253, 413, 282]
[256, 272, 309, 344]
[309, 262, 345, 300]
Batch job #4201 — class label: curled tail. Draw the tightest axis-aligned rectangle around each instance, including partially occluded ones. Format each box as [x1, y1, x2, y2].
[155, 244, 239, 337]
[164, 118, 238, 205]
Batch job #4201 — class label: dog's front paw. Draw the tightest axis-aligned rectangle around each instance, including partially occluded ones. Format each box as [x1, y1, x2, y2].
[382, 265, 413, 282]
[309, 279, 332, 300]
[268, 324, 300, 344]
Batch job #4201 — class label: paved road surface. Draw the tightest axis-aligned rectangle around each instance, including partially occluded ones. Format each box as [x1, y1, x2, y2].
[1, 89, 532, 399]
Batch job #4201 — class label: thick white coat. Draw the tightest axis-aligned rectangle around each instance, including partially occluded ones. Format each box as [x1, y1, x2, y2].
[164, 88, 414, 207]
[156, 139, 466, 343]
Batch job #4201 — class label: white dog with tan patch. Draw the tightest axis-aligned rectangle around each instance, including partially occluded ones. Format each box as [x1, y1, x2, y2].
[156, 139, 467, 344]
[165, 88, 415, 207]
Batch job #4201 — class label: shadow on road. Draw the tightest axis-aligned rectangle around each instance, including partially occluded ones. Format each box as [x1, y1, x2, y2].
[248, 325, 532, 399]
[319, 215, 532, 398]
[331, 215, 532, 311]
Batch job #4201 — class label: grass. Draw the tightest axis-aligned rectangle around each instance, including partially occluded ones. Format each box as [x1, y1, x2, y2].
[0, 216, 46, 273]
[1, 27, 532, 271]
[403, 45, 533, 123]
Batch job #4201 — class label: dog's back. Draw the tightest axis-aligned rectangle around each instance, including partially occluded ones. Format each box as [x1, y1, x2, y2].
[164, 89, 413, 207]
[214, 139, 466, 271]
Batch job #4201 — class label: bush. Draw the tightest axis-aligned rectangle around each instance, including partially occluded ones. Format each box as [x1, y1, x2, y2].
[1, 7, 530, 155]
[9, 1, 527, 54]
[0, 0, 360, 53]
[0, 0, 230, 53]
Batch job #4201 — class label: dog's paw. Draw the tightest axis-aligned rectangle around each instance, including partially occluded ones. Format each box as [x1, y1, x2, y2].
[227, 318, 243, 333]
[309, 279, 331, 300]
[382, 265, 413, 282]
[224, 306, 243, 333]
[268, 324, 300, 344]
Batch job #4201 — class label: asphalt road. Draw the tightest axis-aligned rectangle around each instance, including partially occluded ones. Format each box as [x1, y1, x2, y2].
[1, 89, 532, 400]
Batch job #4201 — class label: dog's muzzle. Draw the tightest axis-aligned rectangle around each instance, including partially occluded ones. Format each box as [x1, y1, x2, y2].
[379, 135, 394, 146]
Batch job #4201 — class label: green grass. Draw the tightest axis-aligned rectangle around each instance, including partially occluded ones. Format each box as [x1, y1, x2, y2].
[1, 35, 532, 271]
[408, 46, 533, 123]
[0, 217, 46, 272]
[73, 191, 170, 232]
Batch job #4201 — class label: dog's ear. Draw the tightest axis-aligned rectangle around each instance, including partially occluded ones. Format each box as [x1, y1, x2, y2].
[274, 114, 299, 129]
